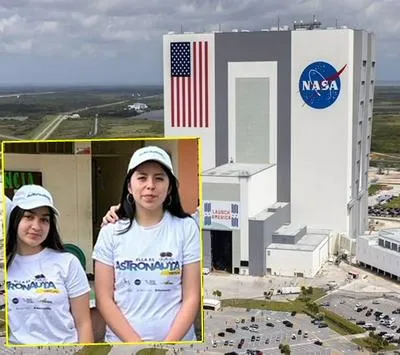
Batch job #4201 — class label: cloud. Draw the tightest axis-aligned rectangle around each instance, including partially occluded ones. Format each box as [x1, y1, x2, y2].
[0, 0, 399, 83]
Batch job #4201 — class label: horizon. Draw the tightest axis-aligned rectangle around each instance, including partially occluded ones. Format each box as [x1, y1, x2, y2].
[0, 1, 400, 85]
[0, 80, 399, 91]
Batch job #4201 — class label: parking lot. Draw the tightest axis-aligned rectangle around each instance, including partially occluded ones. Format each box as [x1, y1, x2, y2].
[321, 293, 400, 343]
[186, 307, 361, 354]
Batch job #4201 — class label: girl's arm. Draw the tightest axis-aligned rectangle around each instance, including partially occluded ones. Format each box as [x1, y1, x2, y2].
[94, 261, 142, 342]
[163, 261, 201, 341]
[70, 292, 94, 343]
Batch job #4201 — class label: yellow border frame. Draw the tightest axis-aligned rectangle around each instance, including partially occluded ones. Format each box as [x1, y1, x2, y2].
[1, 135, 205, 348]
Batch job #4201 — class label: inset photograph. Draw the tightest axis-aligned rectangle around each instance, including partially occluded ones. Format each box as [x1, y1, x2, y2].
[2, 137, 202, 346]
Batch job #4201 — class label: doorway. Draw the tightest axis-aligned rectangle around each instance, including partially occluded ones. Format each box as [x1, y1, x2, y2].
[210, 230, 232, 273]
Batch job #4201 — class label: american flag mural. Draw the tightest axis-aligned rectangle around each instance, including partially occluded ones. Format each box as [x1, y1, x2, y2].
[170, 41, 209, 128]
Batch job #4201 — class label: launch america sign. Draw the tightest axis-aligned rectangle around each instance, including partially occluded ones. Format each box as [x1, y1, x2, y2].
[299, 61, 347, 109]
[203, 200, 240, 230]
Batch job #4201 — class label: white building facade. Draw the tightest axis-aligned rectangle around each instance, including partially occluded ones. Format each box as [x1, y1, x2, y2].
[163, 26, 375, 277]
[356, 229, 400, 281]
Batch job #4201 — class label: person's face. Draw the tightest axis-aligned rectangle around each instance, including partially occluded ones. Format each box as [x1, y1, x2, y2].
[128, 161, 171, 213]
[17, 206, 51, 255]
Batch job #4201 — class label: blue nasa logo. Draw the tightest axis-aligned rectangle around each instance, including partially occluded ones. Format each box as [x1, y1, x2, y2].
[134, 279, 141, 286]
[299, 61, 347, 109]
[12, 298, 19, 304]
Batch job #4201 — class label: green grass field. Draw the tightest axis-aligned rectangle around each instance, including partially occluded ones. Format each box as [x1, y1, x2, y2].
[371, 114, 400, 155]
[98, 117, 164, 138]
[385, 195, 400, 208]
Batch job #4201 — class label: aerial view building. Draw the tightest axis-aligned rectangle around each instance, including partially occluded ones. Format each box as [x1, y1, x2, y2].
[163, 23, 376, 277]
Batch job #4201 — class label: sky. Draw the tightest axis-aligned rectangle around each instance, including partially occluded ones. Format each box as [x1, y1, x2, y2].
[0, 0, 399, 86]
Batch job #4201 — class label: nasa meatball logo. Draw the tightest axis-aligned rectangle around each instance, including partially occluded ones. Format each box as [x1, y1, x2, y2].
[299, 61, 347, 109]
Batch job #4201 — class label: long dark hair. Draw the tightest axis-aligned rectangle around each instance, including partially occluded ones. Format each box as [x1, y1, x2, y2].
[116, 161, 192, 234]
[6, 206, 65, 269]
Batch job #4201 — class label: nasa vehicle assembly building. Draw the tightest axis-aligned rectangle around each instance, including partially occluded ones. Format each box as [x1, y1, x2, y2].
[163, 23, 376, 277]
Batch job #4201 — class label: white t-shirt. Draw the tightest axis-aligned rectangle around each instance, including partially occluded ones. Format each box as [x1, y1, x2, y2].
[92, 211, 200, 342]
[7, 248, 91, 345]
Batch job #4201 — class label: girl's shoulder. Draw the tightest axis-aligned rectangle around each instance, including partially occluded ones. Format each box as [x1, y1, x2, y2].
[46, 248, 78, 265]
[100, 219, 130, 235]
[168, 213, 198, 230]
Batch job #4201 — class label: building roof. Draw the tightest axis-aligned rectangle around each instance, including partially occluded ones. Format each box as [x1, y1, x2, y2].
[202, 162, 274, 177]
[274, 224, 305, 237]
[250, 202, 289, 221]
[267, 233, 328, 252]
[378, 228, 400, 243]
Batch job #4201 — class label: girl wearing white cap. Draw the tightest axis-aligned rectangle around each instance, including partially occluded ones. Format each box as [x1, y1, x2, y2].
[6, 184, 93, 345]
[93, 146, 201, 343]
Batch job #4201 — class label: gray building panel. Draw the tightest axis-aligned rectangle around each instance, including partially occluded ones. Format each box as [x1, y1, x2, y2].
[203, 182, 240, 201]
[232, 229, 241, 273]
[236, 78, 270, 163]
[202, 230, 212, 269]
[351, 29, 363, 238]
[248, 203, 291, 276]
[214, 31, 292, 202]
[272, 225, 307, 244]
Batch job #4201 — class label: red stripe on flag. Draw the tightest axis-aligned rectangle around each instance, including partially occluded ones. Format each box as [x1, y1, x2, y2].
[193, 42, 197, 128]
[177, 77, 180, 127]
[188, 76, 192, 128]
[205, 41, 209, 128]
[171, 78, 175, 127]
[199, 41, 203, 128]
[182, 77, 186, 127]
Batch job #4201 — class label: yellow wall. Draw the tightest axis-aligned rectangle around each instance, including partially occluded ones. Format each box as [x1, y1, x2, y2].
[178, 139, 199, 214]
[4, 152, 94, 271]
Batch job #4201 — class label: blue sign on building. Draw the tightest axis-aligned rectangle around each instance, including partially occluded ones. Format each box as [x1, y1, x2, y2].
[299, 61, 347, 109]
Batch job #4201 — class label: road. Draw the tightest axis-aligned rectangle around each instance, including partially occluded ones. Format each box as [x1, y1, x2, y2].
[0, 134, 22, 140]
[34, 115, 67, 140]
[0, 91, 56, 99]
[33, 99, 131, 140]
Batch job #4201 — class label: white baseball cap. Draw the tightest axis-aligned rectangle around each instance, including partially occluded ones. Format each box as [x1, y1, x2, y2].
[127, 146, 174, 176]
[12, 184, 60, 216]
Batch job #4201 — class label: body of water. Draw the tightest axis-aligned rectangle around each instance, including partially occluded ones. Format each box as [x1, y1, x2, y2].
[134, 109, 164, 121]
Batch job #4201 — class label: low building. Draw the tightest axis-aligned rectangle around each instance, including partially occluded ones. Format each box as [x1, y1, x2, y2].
[356, 228, 400, 281]
[128, 103, 148, 111]
[203, 299, 221, 311]
[266, 226, 330, 278]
